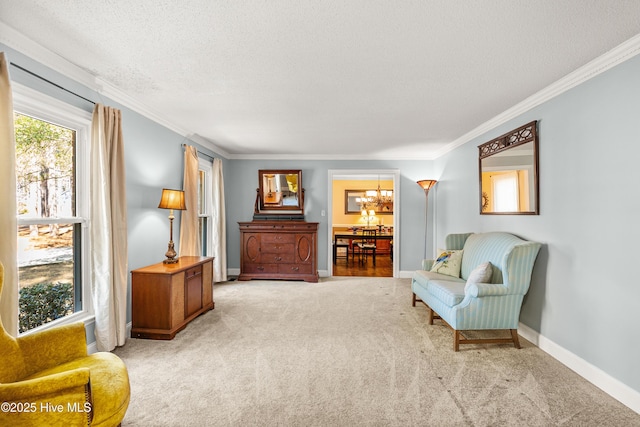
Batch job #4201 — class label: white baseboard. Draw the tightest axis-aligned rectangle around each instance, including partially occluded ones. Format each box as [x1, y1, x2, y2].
[399, 270, 414, 279]
[518, 322, 640, 414]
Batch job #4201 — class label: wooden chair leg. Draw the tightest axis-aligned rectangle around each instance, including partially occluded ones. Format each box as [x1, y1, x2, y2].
[454, 330, 460, 352]
[510, 329, 521, 349]
[412, 292, 416, 307]
[428, 307, 434, 325]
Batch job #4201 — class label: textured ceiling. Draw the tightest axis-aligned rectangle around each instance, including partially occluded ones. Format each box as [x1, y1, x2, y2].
[2, 1, 640, 159]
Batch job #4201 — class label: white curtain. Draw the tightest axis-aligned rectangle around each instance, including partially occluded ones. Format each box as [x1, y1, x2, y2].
[210, 158, 227, 282]
[179, 145, 201, 256]
[0, 52, 18, 336]
[90, 104, 128, 351]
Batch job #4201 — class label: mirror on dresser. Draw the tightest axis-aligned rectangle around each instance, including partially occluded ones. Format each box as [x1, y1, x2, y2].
[255, 169, 304, 216]
[242, 169, 318, 282]
[478, 121, 539, 215]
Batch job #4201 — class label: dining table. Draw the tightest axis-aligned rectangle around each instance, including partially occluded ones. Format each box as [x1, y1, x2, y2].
[333, 227, 394, 265]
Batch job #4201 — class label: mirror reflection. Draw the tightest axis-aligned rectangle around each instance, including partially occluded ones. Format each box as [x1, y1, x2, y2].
[479, 121, 539, 215]
[258, 170, 303, 212]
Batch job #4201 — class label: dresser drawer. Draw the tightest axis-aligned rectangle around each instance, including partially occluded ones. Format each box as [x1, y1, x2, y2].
[260, 252, 295, 263]
[243, 264, 279, 274]
[261, 233, 295, 244]
[185, 265, 202, 279]
[278, 264, 313, 275]
[261, 243, 294, 254]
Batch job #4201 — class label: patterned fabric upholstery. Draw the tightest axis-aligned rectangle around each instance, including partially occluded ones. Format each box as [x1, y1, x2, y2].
[412, 232, 541, 332]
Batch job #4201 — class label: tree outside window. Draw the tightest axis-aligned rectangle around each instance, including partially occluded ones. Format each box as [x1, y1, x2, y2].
[15, 113, 80, 333]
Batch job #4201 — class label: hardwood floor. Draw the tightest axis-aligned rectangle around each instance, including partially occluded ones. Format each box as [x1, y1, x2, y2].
[332, 250, 393, 277]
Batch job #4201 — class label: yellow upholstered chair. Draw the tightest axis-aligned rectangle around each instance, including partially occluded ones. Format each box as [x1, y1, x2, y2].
[0, 262, 130, 426]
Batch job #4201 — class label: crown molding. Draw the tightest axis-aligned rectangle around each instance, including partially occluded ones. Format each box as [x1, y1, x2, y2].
[187, 134, 231, 159]
[3, 21, 639, 162]
[229, 151, 436, 161]
[1, 22, 229, 157]
[433, 33, 640, 159]
[1, 22, 98, 89]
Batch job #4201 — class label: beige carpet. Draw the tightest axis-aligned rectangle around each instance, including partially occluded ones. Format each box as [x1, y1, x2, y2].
[115, 277, 639, 426]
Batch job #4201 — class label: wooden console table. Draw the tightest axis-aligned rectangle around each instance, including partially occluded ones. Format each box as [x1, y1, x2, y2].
[131, 256, 214, 340]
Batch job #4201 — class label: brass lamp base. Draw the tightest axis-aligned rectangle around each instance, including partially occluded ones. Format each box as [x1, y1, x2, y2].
[163, 240, 178, 264]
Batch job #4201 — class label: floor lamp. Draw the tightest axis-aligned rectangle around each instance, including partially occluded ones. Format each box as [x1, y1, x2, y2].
[416, 180, 437, 259]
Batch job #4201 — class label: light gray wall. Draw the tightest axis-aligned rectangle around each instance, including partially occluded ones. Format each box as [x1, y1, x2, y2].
[225, 159, 436, 273]
[433, 53, 640, 393]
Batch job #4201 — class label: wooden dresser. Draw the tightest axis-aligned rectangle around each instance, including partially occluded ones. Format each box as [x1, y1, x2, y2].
[131, 256, 214, 339]
[238, 221, 319, 282]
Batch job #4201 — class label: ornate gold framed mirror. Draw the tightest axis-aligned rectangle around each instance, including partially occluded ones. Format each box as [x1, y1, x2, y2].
[478, 121, 539, 215]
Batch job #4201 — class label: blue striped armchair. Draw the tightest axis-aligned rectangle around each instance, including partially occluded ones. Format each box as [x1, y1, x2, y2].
[411, 232, 541, 351]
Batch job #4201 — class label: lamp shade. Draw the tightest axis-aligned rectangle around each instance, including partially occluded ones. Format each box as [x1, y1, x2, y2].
[158, 189, 186, 210]
[416, 179, 437, 193]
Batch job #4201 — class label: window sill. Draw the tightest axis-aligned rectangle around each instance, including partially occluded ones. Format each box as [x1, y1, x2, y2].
[19, 311, 96, 339]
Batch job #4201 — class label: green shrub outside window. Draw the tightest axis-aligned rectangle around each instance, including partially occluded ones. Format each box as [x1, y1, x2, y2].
[18, 282, 74, 333]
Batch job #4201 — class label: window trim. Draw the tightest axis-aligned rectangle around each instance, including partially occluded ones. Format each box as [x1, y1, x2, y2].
[13, 83, 94, 335]
[198, 157, 213, 257]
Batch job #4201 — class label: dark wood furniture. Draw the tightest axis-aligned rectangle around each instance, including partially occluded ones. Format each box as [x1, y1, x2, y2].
[238, 221, 319, 282]
[355, 229, 377, 265]
[131, 256, 214, 340]
[333, 238, 350, 264]
[333, 229, 394, 264]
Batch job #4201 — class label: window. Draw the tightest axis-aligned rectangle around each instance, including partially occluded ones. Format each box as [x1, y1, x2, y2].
[491, 171, 519, 212]
[198, 158, 213, 257]
[13, 84, 91, 335]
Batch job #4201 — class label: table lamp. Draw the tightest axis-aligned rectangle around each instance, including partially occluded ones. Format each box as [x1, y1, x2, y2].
[158, 188, 186, 264]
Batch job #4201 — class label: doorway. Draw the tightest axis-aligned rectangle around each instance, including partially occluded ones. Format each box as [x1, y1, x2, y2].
[327, 169, 400, 278]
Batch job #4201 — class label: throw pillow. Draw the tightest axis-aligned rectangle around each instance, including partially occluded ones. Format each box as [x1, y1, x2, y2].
[430, 249, 463, 278]
[464, 262, 493, 292]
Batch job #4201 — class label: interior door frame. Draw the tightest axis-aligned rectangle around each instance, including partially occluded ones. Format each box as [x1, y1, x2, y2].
[327, 169, 400, 277]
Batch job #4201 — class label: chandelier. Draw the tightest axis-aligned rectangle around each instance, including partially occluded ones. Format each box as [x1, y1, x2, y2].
[361, 176, 393, 210]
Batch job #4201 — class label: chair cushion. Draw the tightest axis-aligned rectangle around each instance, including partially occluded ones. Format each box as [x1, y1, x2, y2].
[412, 270, 465, 290]
[430, 249, 463, 278]
[427, 279, 467, 307]
[358, 243, 376, 249]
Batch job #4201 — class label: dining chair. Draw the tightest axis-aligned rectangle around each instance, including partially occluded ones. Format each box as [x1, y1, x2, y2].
[356, 229, 377, 265]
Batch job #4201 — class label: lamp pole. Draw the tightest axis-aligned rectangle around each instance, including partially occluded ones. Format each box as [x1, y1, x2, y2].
[416, 180, 437, 259]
